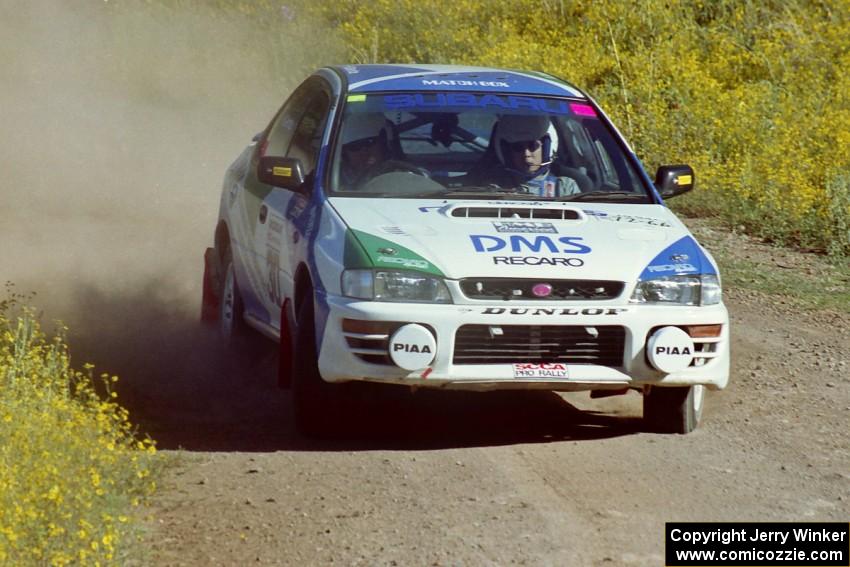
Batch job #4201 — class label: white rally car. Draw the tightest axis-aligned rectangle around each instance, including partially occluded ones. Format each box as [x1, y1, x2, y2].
[201, 64, 730, 436]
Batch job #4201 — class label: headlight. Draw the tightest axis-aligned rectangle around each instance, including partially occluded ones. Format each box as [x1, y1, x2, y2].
[630, 274, 721, 306]
[342, 269, 452, 303]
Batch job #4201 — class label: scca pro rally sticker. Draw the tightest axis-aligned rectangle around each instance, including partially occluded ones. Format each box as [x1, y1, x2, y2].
[513, 363, 569, 379]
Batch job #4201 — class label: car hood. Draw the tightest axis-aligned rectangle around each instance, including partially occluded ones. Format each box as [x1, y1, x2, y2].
[328, 198, 718, 283]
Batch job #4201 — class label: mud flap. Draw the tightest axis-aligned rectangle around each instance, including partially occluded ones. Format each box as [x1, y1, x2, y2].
[590, 388, 630, 399]
[201, 247, 221, 324]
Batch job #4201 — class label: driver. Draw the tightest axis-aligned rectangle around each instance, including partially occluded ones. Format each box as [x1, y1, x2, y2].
[339, 112, 392, 188]
[476, 115, 580, 197]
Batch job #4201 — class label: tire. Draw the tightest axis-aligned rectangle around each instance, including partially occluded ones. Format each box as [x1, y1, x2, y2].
[277, 299, 293, 388]
[291, 295, 339, 438]
[218, 251, 250, 348]
[643, 385, 705, 434]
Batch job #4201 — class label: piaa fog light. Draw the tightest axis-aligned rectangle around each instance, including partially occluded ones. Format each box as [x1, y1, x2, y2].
[647, 326, 695, 373]
[389, 324, 436, 371]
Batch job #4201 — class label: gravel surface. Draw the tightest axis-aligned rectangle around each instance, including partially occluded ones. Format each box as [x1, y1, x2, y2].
[135, 230, 850, 567]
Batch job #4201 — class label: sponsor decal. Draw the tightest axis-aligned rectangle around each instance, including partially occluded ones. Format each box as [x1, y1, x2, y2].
[422, 79, 510, 87]
[265, 245, 281, 306]
[268, 218, 284, 235]
[377, 256, 430, 270]
[646, 263, 697, 273]
[493, 256, 584, 266]
[473, 233, 589, 266]
[383, 93, 570, 114]
[470, 235, 591, 254]
[346, 229, 445, 277]
[583, 209, 672, 228]
[513, 363, 569, 379]
[485, 201, 548, 206]
[493, 221, 558, 234]
[418, 205, 445, 213]
[640, 236, 716, 280]
[392, 343, 432, 354]
[655, 345, 691, 356]
[481, 307, 628, 315]
[266, 217, 285, 302]
[569, 103, 597, 117]
[346, 94, 366, 102]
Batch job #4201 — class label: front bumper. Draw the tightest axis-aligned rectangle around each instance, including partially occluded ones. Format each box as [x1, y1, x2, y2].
[317, 295, 730, 391]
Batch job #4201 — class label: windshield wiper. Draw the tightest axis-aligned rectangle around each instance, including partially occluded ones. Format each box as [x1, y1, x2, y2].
[562, 191, 650, 202]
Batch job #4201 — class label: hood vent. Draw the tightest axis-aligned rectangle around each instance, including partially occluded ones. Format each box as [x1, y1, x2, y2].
[450, 206, 581, 220]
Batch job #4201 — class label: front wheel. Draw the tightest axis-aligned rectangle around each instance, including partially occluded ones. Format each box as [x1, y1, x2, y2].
[643, 385, 705, 434]
[291, 296, 340, 438]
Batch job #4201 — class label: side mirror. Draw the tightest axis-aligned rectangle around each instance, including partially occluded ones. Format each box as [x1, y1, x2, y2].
[655, 164, 694, 199]
[258, 156, 307, 192]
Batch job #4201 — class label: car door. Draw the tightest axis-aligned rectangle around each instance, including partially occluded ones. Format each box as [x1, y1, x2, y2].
[240, 79, 332, 333]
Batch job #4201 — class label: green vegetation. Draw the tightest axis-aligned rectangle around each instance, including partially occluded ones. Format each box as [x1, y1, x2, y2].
[315, 0, 849, 256]
[687, 218, 850, 312]
[0, 290, 158, 566]
[722, 256, 850, 312]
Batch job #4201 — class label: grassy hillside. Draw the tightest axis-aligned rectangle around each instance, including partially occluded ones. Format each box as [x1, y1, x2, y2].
[317, 0, 849, 256]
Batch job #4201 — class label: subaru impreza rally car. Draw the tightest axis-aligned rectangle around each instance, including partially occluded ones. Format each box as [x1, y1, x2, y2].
[201, 64, 730, 436]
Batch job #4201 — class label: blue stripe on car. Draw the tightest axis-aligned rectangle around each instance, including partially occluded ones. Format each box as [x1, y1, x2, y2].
[639, 236, 717, 280]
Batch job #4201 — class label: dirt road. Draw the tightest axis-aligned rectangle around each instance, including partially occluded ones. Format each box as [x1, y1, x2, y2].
[133, 269, 850, 566]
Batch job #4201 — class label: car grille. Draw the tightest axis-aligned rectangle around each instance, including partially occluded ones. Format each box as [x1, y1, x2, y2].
[453, 324, 626, 366]
[459, 278, 624, 300]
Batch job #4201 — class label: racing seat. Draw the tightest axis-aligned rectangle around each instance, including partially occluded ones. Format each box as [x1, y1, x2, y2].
[552, 164, 594, 193]
[455, 121, 501, 185]
[383, 117, 408, 162]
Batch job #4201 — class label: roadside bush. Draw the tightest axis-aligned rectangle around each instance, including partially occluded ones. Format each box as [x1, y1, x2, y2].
[0, 294, 157, 566]
[316, 0, 850, 256]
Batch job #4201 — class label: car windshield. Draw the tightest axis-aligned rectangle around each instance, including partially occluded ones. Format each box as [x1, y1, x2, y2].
[328, 91, 651, 202]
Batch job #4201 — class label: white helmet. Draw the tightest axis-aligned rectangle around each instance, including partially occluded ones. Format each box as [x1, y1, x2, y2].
[493, 114, 558, 168]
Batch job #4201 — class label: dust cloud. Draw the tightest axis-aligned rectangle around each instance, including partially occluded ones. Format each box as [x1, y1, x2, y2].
[0, 0, 342, 436]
